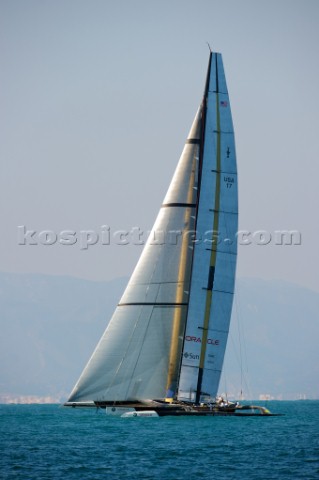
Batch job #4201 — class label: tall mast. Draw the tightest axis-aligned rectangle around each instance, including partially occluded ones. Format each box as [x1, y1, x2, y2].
[177, 52, 238, 405]
[172, 52, 213, 401]
[195, 52, 220, 404]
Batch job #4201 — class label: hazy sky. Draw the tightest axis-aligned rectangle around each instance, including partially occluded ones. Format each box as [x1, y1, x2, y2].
[1, 0, 319, 292]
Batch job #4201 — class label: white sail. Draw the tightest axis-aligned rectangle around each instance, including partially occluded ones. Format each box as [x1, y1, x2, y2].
[68, 110, 202, 403]
[67, 52, 237, 406]
[177, 53, 238, 403]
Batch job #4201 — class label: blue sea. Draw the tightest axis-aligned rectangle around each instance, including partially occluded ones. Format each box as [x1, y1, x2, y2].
[1, 401, 318, 479]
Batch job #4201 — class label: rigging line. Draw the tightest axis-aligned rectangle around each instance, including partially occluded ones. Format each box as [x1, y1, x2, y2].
[236, 283, 249, 376]
[233, 283, 252, 401]
[226, 328, 250, 401]
[221, 358, 228, 402]
[235, 290, 243, 400]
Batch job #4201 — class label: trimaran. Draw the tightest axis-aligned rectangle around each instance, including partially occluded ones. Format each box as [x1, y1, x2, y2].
[64, 51, 277, 417]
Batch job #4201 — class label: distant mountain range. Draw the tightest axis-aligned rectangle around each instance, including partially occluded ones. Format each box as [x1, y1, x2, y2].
[0, 272, 318, 402]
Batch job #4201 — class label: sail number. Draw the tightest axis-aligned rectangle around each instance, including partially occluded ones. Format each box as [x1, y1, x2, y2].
[224, 176, 234, 189]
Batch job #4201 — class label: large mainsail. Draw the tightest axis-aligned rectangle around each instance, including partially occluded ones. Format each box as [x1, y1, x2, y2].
[177, 53, 238, 403]
[67, 52, 237, 405]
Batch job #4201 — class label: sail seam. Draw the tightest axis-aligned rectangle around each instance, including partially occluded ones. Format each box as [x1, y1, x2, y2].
[210, 89, 227, 94]
[209, 209, 238, 214]
[211, 170, 237, 175]
[118, 302, 187, 306]
[205, 248, 237, 255]
[198, 327, 229, 333]
[201, 288, 234, 294]
[204, 367, 222, 372]
[213, 130, 234, 134]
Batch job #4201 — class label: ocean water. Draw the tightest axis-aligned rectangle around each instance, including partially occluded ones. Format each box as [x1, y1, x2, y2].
[1, 401, 318, 479]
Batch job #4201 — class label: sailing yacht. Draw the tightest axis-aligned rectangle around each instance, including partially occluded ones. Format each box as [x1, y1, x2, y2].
[64, 52, 273, 417]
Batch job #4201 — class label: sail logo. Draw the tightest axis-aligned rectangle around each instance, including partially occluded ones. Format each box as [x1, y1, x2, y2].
[183, 352, 199, 360]
[185, 336, 219, 346]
